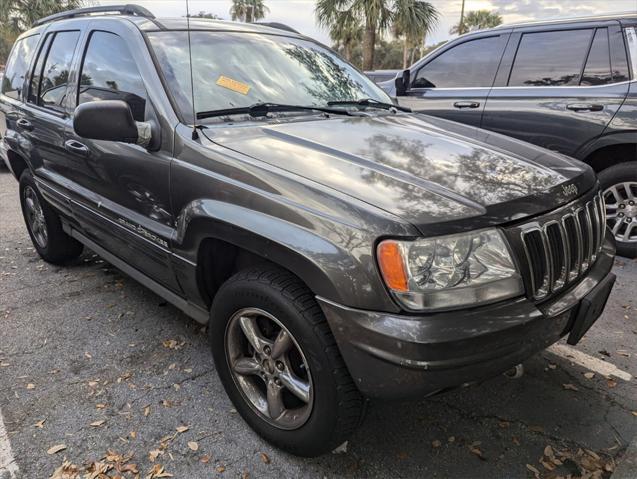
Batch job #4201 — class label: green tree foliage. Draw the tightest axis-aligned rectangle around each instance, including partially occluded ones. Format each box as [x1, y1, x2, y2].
[450, 9, 502, 35]
[392, 0, 439, 68]
[188, 11, 222, 19]
[316, 0, 438, 71]
[0, 0, 86, 63]
[230, 0, 269, 23]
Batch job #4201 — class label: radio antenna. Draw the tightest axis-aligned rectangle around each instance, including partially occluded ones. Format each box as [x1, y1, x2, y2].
[185, 0, 199, 140]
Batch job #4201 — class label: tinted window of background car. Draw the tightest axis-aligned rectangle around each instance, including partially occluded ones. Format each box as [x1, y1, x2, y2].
[412, 36, 504, 88]
[581, 28, 611, 86]
[36, 31, 80, 112]
[508, 29, 593, 86]
[1, 34, 40, 100]
[78, 31, 147, 122]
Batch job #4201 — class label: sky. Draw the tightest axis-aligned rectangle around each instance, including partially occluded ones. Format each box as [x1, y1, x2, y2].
[98, 0, 637, 46]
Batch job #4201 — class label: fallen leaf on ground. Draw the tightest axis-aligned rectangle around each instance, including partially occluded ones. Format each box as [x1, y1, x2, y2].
[432, 440, 441, 448]
[260, 452, 271, 464]
[548, 363, 557, 369]
[26, 383, 35, 389]
[468, 442, 486, 461]
[95, 404, 107, 409]
[149, 449, 163, 461]
[47, 444, 67, 455]
[90, 420, 105, 427]
[632, 411, 637, 417]
[146, 464, 173, 478]
[216, 465, 226, 473]
[188, 441, 199, 451]
[562, 383, 579, 391]
[34, 419, 46, 428]
[176, 425, 189, 433]
[607, 379, 618, 388]
[144, 405, 151, 417]
[50, 460, 80, 479]
[200, 455, 210, 464]
[526, 464, 540, 479]
[583, 372, 595, 379]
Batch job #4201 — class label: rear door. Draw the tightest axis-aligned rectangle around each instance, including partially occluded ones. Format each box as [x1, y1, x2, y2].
[396, 32, 509, 127]
[482, 22, 631, 158]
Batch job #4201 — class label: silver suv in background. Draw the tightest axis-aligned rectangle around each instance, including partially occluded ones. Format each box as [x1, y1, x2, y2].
[380, 14, 637, 258]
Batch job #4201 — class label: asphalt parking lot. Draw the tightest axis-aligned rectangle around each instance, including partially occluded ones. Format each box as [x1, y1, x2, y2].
[1, 169, 636, 479]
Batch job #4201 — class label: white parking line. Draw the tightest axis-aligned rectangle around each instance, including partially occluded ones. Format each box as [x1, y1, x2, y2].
[548, 343, 633, 381]
[0, 408, 18, 479]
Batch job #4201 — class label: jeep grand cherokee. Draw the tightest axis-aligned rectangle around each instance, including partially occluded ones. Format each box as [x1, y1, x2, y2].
[0, 5, 616, 457]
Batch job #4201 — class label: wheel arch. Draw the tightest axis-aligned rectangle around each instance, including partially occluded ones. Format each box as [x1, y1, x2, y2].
[5, 148, 29, 180]
[578, 134, 637, 173]
[173, 200, 392, 311]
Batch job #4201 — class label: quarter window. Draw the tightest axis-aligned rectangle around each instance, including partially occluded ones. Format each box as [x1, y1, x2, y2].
[508, 29, 593, 86]
[412, 36, 505, 88]
[33, 31, 80, 111]
[1, 34, 40, 100]
[581, 28, 611, 86]
[78, 31, 147, 122]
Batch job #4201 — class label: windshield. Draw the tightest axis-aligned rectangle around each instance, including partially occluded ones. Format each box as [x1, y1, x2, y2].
[147, 31, 392, 123]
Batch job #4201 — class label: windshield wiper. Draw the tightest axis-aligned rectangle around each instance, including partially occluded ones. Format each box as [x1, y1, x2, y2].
[196, 102, 354, 120]
[327, 98, 411, 112]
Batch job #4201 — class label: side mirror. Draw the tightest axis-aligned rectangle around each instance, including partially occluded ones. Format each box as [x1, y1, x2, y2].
[73, 100, 139, 144]
[395, 69, 411, 96]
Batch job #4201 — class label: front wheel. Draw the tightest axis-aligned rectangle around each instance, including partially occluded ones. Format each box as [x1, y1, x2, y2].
[600, 162, 637, 259]
[208, 267, 365, 457]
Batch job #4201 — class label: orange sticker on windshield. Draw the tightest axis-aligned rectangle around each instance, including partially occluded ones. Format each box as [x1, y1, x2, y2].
[216, 75, 251, 95]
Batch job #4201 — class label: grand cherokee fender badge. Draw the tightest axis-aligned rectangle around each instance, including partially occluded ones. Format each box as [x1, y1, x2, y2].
[117, 218, 168, 248]
[561, 183, 579, 197]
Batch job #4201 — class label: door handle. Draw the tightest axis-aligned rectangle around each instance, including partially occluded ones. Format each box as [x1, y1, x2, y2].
[64, 139, 89, 156]
[16, 118, 34, 131]
[453, 101, 480, 109]
[567, 103, 603, 112]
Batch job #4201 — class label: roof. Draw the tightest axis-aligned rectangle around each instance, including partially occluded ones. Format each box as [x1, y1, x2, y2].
[496, 12, 637, 30]
[130, 17, 303, 36]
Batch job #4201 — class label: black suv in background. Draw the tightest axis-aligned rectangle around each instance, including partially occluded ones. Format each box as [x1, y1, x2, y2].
[380, 14, 637, 258]
[0, 5, 617, 456]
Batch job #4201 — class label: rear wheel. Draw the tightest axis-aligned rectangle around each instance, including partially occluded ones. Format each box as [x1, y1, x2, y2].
[209, 267, 365, 457]
[19, 170, 83, 264]
[599, 162, 637, 259]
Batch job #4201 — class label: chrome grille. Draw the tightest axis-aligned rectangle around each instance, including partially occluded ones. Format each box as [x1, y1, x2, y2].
[519, 192, 606, 300]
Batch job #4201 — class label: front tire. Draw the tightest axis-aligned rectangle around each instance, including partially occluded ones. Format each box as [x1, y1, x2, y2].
[599, 162, 637, 259]
[209, 267, 364, 457]
[19, 170, 83, 264]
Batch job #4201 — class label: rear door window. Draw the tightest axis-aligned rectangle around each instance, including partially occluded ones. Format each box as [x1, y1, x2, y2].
[581, 28, 611, 86]
[508, 29, 593, 86]
[1, 34, 40, 100]
[412, 36, 505, 88]
[78, 31, 147, 121]
[31, 31, 80, 112]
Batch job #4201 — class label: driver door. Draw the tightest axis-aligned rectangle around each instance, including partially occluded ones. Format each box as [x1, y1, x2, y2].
[397, 32, 510, 127]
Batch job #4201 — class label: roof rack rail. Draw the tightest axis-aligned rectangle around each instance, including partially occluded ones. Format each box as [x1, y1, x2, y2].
[32, 4, 154, 27]
[254, 22, 299, 34]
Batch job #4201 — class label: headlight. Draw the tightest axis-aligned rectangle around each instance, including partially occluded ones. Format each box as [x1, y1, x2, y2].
[377, 229, 523, 311]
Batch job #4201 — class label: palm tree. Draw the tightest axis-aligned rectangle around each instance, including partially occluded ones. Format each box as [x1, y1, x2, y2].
[327, 10, 363, 62]
[317, 0, 392, 71]
[451, 9, 502, 35]
[393, 0, 439, 69]
[0, 0, 86, 33]
[230, 0, 269, 23]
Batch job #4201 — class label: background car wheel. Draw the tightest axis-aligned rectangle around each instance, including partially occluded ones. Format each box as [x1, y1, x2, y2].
[209, 267, 365, 457]
[599, 162, 637, 259]
[19, 170, 83, 264]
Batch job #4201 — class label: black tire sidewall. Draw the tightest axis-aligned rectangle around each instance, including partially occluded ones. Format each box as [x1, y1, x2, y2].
[209, 276, 343, 457]
[599, 162, 637, 259]
[18, 169, 82, 263]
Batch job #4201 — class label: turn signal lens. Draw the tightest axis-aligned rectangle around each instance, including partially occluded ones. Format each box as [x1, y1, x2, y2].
[377, 240, 409, 292]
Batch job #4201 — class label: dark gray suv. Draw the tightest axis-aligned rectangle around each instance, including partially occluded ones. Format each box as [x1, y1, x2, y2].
[381, 14, 637, 258]
[0, 5, 617, 457]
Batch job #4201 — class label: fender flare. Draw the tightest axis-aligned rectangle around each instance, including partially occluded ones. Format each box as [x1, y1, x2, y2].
[173, 199, 393, 311]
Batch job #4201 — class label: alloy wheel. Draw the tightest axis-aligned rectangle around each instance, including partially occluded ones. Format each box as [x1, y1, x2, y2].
[604, 182, 637, 244]
[225, 308, 313, 430]
[24, 186, 48, 248]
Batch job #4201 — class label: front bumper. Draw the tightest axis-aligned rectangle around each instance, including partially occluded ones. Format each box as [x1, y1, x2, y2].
[319, 237, 616, 400]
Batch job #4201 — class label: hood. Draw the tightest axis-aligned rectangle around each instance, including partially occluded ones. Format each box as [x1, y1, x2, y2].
[202, 113, 596, 235]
